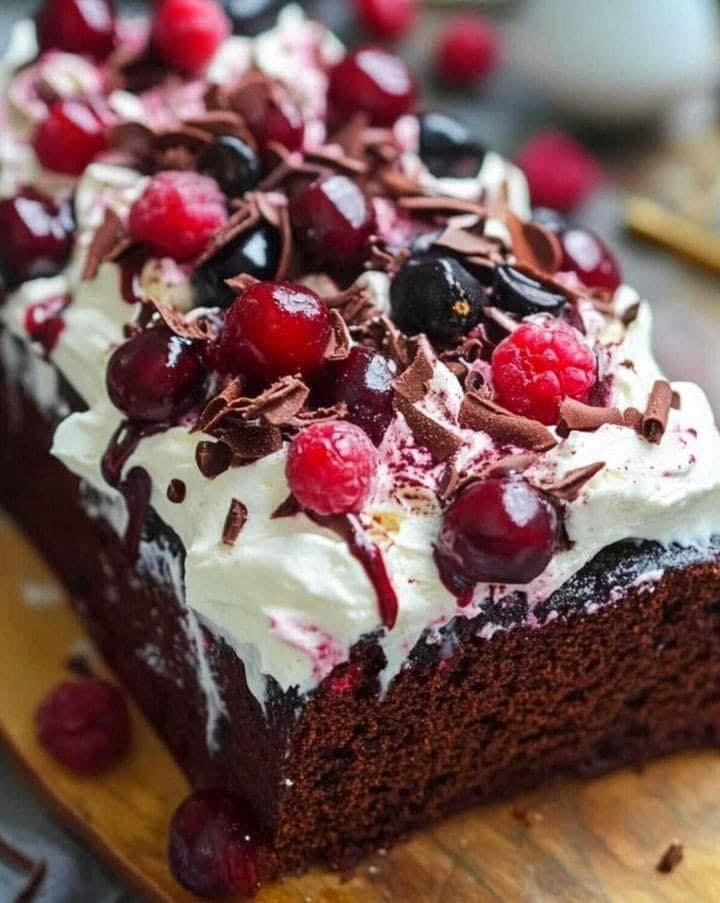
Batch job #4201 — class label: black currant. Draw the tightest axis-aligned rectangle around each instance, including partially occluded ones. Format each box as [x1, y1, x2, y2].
[492, 266, 567, 317]
[198, 136, 260, 198]
[418, 112, 485, 178]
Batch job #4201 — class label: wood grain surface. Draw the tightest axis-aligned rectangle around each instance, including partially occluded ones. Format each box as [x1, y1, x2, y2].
[1, 512, 720, 901]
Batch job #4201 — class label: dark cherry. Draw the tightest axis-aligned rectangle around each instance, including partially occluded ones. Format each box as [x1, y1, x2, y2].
[36, 0, 116, 60]
[223, 0, 283, 36]
[36, 679, 130, 774]
[531, 206, 568, 234]
[24, 294, 70, 356]
[245, 94, 304, 157]
[193, 222, 281, 309]
[327, 47, 417, 127]
[436, 477, 558, 589]
[0, 190, 73, 288]
[216, 281, 332, 380]
[559, 227, 622, 291]
[492, 265, 567, 317]
[327, 346, 396, 445]
[169, 788, 263, 898]
[290, 175, 376, 273]
[390, 256, 485, 343]
[106, 325, 206, 422]
[418, 111, 485, 178]
[198, 135, 260, 198]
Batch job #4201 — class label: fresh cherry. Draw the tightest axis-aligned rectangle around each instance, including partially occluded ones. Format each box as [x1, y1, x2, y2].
[390, 256, 485, 342]
[169, 788, 263, 898]
[290, 175, 376, 273]
[215, 281, 331, 381]
[106, 325, 207, 422]
[36, 0, 117, 60]
[0, 190, 73, 287]
[36, 678, 131, 774]
[492, 265, 567, 317]
[245, 94, 304, 158]
[33, 99, 108, 176]
[559, 228, 622, 292]
[151, 0, 231, 76]
[418, 111, 485, 178]
[327, 47, 417, 127]
[326, 346, 396, 445]
[356, 0, 417, 40]
[436, 477, 558, 588]
[193, 222, 281, 309]
[198, 135, 260, 197]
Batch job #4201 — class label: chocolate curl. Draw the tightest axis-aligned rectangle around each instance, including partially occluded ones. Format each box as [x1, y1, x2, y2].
[271, 493, 301, 519]
[433, 227, 497, 258]
[397, 195, 486, 218]
[195, 440, 233, 478]
[83, 208, 135, 281]
[274, 203, 293, 281]
[642, 379, 673, 443]
[538, 462, 605, 503]
[195, 200, 261, 267]
[239, 375, 309, 425]
[504, 211, 562, 274]
[556, 399, 625, 437]
[195, 376, 247, 433]
[222, 498, 248, 546]
[220, 423, 283, 461]
[324, 309, 352, 362]
[623, 406, 643, 432]
[146, 297, 219, 342]
[459, 392, 557, 452]
[392, 337, 435, 402]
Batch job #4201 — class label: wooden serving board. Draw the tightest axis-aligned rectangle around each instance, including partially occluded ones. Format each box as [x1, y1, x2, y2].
[2, 510, 720, 902]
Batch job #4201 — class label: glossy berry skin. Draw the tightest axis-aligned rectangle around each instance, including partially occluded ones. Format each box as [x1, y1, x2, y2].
[328, 47, 417, 127]
[390, 256, 485, 343]
[36, 679, 131, 774]
[36, 0, 116, 59]
[491, 319, 597, 425]
[246, 95, 304, 157]
[356, 0, 417, 41]
[435, 14, 501, 87]
[327, 346, 396, 445]
[223, 0, 283, 36]
[286, 421, 379, 516]
[492, 265, 567, 318]
[193, 222, 281, 309]
[0, 191, 73, 287]
[515, 129, 601, 213]
[559, 228, 622, 292]
[216, 281, 331, 381]
[198, 135, 260, 198]
[152, 0, 231, 76]
[436, 477, 557, 588]
[418, 111, 485, 178]
[128, 171, 228, 261]
[290, 175, 376, 272]
[169, 789, 262, 898]
[106, 325, 206, 423]
[33, 100, 107, 176]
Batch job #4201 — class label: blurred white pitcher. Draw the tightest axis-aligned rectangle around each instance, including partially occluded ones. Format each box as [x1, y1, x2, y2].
[511, 0, 719, 123]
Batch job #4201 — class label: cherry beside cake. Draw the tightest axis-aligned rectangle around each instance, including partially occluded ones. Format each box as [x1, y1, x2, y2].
[2, 0, 720, 897]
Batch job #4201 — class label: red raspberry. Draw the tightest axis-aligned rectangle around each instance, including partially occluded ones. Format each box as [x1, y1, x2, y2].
[491, 318, 596, 425]
[36, 0, 117, 60]
[151, 0, 231, 76]
[36, 679, 131, 774]
[515, 130, 601, 213]
[33, 100, 108, 176]
[356, 0, 417, 40]
[286, 421, 379, 516]
[435, 15, 501, 87]
[128, 171, 228, 261]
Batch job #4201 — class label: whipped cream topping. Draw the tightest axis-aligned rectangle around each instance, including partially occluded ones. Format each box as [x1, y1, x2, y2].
[2, 11, 720, 715]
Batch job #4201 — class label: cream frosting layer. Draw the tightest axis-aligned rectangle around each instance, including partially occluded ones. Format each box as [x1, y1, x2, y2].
[2, 13, 720, 713]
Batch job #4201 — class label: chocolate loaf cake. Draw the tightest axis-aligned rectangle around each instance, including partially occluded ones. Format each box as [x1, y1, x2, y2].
[2, 0, 720, 894]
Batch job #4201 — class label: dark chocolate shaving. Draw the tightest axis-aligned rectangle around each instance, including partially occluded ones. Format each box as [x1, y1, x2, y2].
[195, 201, 261, 267]
[398, 195, 486, 217]
[271, 493, 301, 518]
[483, 306, 519, 336]
[196, 440, 233, 478]
[642, 379, 673, 444]
[147, 297, 219, 342]
[656, 841, 683, 874]
[220, 422, 283, 461]
[505, 211, 562, 274]
[433, 228, 497, 258]
[392, 337, 435, 403]
[324, 309, 352, 362]
[167, 478, 186, 503]
[274, 202, 293, 281]
[623, 406, 643, 432]
[222, 498, 248, 545]
[556, 399, 625, 437]
[538, 462, 605, 503]
[83, 208, 130, 281]
[437, 462, 459, 500]
[195, 376, 247, 433]
[394, 394, 462, 462]
[459, 392, 557, 451]
[240, 375, 310, 425]
[621, 302, 641, 326]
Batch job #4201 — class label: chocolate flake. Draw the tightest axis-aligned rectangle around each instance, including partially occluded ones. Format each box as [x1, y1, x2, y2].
[623, 406, 643, 432]
[393, 337, 435, 403]
[271, 493, 301, 519]
[195, 201, 261, 267]
[398, 195, 486, 218]
[240, 374, 310, 425]
[196, 440, 233, 478]
[621, 302, 641, 326]
[196, 376, 248, 433]
[221, 422, 283, 461]
[83, 208, 130, 281]
[505, 211, 562, 274]
[147, 297, 219, 342]
[656, 840, 683, 874]
[324, 309, 352, 362]
[459, 392, 557, 451]
[167, 478, 186, 503]
[274, 203, 293, 281]
[538, 462, 605, 503]
[433, 228, 497, 258]
[483, 306, 519, 336]
[394, 392, 463, 462]
[222, 498, 248, 546]
[642, 379, 673, 443]
[556, 399, 625, 437]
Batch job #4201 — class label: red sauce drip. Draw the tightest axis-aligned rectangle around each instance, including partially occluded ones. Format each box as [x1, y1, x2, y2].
[24, 294, 70, 356]
[433, 548, 475, 605]
[310, 512, 398, 629]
